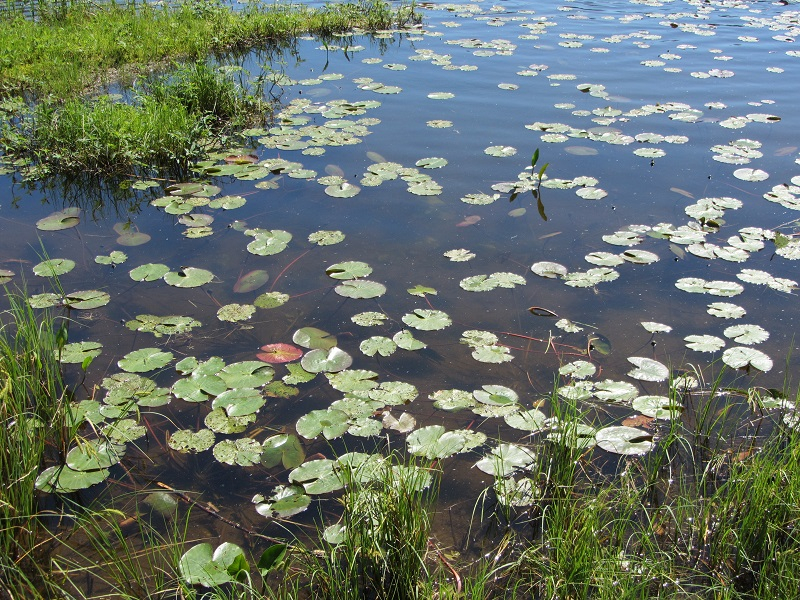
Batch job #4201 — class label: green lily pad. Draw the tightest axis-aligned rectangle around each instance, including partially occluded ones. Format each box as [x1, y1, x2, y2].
[722, 346, 773, 372]
[178, 542, 248, 588]
[293, 327, 337, 350]
[103, 418, 146, 443]
[261, 434, 306, 469]
[213, 438, 262, 466]
[118, 348, 174, 373]
[474, 443, 536, 477]
[334, 280, 386, 299]
[723, 324, 769, 345]
[58, 341, 103, 364]
[129, 263, 170, 282]
[217, 303, 256, 322]
[254, 292, 290, 309]
[204, 408, 256, 434]
[211, 388, 265, 417]
[326, 261, 372, 280]
[474, 385, 519, 406]
[296, 408, 350, 440]
[64, 290, 110, 310]
[36, 208, 80, 231]
[531, 261, 568, 279]
[360, 336, 397, 357]
[208, 195, 246, 210]
[168, 429, 216, 453]
[33, 258, 75, 277]
[484, 145, 517, 157]
[627, 357, 669, 382]
[163, 267, 214, 288]
[325, 182, 361, 198]
[632, 396, 682, 420]
[95, 251, 127, 266]
[217, 361, 274, 389]
[402, 309, 451, 331]
[253, 485, 311, 518]
[407, 425, 486, 459]
[393, 329, 427, 350]
[505, 409, 547, 432]
[66, 440, 125, 471]
[309, 230, 345, 246]
[245, 229, 292, 256]
[300, 347, 353, 373]
[431, 389, 475, 411]
[685, 335, 725, 352]
[125, 314, 201, 338]
[36, 464, 109, 493]
[595, 426, 653, 455]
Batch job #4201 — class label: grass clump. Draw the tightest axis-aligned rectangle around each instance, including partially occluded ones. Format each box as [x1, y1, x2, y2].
[9, 61, 267, 177]
[302, 455, 439, 600]
[0, 289, 69, 596]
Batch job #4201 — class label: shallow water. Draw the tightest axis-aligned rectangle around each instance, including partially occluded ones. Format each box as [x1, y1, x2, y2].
[3, 0, 800, 562]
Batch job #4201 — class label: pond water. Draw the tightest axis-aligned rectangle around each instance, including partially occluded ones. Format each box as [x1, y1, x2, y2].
[4, 0, 800, 566]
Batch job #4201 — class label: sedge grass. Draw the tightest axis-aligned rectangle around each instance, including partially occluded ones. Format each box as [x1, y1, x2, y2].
[0, 288, 69, 596]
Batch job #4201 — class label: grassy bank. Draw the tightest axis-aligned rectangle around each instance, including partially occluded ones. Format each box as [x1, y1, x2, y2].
[0, 0, 420, 177]
[0, 0, 419, 99]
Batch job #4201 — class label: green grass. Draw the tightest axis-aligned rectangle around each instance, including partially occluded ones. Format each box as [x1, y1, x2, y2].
[0, 287, 70, 597]
[0, 0, 420, 98]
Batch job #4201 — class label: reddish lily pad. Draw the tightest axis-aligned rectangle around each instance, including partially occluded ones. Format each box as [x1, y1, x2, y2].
[257, 343, 303, 364]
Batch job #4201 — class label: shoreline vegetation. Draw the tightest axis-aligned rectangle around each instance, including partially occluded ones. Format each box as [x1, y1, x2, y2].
[3, 283, 800, 599]
[0, 0, 420, 177]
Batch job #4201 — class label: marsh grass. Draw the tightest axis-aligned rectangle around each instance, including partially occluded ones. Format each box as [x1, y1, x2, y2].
[0, 0, 420, 98]
[300, 454, 439, 600]
[16, 61, 268, 177]
[0, 288, 69, 596]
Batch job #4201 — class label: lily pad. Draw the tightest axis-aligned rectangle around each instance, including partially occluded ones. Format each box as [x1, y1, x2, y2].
[213, 438, 262, 466]
[118, 348, 173, 373]
[257, 343, 303, 364]
[58, 341, 103, 364]
[293, 327, 337, 350]
[402, 309, 451, 331]
[36, 208, 80, 231]
[163, 267, 214, 288]
[596, 426, 653, 455]
[168, 429, 216, 453]
[129, 263, 170, 282]
[217, 303, 256, 322]
[178, 542, 248, 588]
[33, 258, 75, 277]
[300, 347, 353, 373]
[406, 425, 486, 459]
[296, 408, 350, 440]
[233, 270, 269, 293]
[261, 434, 306, 469]
[326, 261, 372, 280]
[722, 346, 773, 372]
[627, 357, 669, 382]
[474, 443, 536, 477]
[334, 280, 386, 299]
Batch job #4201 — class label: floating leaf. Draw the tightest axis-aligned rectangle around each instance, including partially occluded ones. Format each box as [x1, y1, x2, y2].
[723, 324, 769, 345]
[296, 409, 350, 440]
[213, 438, 262, 466]
[179, 542, 248, 588]
[293, 327, 336, 350]
[308, 230, 345, 246]
[334, 280, 386, 299]
[722, 346, 773, 372]
[474, 444, 536, 477]
[504, 409, 547, 432]
[360, 336, 397, 357]
[129, 263, 170, 282]
[531, 261, 568, 278]
[164, 267, 214, 288]
[402, 309, 451, 331]
[257, 343, 303, 364]
[254, 292, 290, 309]
[217, 303, 256, 322]
[300, 347, 353, 373]
[253, 485, 310, 519]
[685, 335, 725, 352]
[326, 261, 372, 280]
[118, 348, 174, 373]
[627, 357, 669, 382]
[596, 426, 653, 455]
[641, 322, 671, 333]
[261, 434, 306, 470]
[64, 290, 110, 310]
[59, 341, 103, 364]
[168, 429, 216, 453]
[632, 396, 682, 420]
[36, 208, 80, 231]
[406, 425, 486, 459]
[33, 258, 75, 277]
